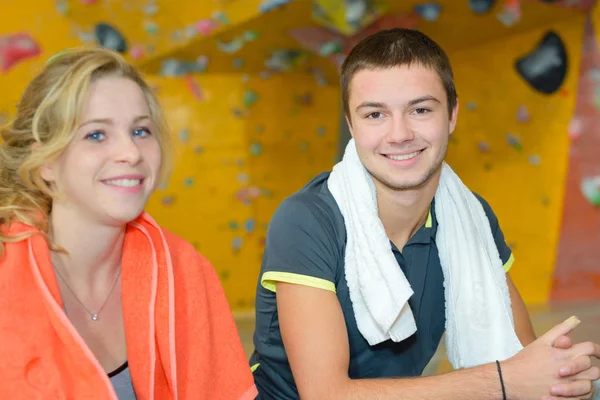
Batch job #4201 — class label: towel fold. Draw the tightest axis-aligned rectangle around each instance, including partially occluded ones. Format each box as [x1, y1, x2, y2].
[0, 212, 257, 400]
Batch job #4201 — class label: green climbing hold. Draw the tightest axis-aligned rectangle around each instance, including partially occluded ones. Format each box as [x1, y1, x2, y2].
[250, 142, 263, 156]
[581, 177, 600, 207]
[243, 31, 260, 41]
[144, 21, 159, 35]
[319, 41, 342, 56]
[243, 90, 259, 108]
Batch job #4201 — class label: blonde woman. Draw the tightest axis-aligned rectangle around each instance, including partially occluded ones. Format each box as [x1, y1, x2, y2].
[0, 48, 257, 400]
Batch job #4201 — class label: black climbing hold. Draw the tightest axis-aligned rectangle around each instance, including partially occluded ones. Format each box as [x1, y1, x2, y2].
[94, 23, 127, 53]
[515, 31, 567, 95]
[468, 0, 496, 14]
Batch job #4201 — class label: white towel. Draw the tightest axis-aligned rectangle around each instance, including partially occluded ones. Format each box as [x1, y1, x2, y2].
[327, 139, 522, 368]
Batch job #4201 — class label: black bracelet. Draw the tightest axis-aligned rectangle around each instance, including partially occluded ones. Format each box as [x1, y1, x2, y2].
[496, 360, 507, 400]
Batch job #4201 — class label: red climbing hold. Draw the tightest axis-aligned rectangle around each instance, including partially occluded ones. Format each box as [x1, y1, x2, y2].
[0, 32, 42, 73]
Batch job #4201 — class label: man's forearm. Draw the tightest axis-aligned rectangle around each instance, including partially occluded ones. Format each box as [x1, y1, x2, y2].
[334, 362, 508, 400]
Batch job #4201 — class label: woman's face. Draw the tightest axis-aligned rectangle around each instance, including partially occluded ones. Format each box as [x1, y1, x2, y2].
[41, 76, 162, 226]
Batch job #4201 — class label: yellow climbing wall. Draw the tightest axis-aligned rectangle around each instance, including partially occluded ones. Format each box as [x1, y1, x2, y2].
[447, 17, 585, 304]
[2, 0, 593, 309]
[0, 0, 79, 122]
[0, 0, 342, 311]
[144, 73, 340, 309]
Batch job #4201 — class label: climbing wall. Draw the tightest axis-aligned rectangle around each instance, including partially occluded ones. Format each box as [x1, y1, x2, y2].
[2, 0, 599, 310]
[553, 14, 600, 302]
[448, 18, 585, 304]
[144, 72, 339, 309]
[0, 0, 79, 123]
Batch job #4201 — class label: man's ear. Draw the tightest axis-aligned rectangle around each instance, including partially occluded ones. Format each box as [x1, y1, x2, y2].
[449, 99, 459, 135]
[346, 115, 354, 138]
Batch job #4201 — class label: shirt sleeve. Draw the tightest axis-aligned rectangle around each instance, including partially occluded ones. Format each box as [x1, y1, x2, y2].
[260, 195, 340, 293]
[473, 192, 515, 273]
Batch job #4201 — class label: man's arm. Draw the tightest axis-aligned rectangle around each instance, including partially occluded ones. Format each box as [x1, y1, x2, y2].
[277, 282, 599, 400]
[507, 274, 537, 345]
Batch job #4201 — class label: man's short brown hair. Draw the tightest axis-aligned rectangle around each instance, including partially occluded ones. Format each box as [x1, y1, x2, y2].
[341, 28, 458, 120]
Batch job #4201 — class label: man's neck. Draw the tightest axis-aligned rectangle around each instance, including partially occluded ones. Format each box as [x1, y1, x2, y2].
[375, 172, 440, 251]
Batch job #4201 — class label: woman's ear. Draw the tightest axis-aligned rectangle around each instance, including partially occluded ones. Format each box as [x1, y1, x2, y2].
[31, 142, 56, 183]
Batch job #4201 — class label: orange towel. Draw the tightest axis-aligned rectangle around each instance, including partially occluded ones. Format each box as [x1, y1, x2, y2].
[0, 212, 257, 400]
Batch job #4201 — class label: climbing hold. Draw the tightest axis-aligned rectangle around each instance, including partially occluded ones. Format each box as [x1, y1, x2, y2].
[194, 146, 204, 154]
[241, 74, 250, 83]
[469, 0, 496, 14]
[195, 19, 217, 36]
[588, 68, 600, 82]
[256, 125, 264, 133]
[515, 31, 567, 94]
[184, 75, 204, 101]
[196, 55, 209, 70]
[300, 141, 309, 151]
[243, 31, 260, 41]
[183, 177, 195, 187]
[178, 129, 189, 143]
[414, 3, 442, 22]
[319, 41, 343, 56]
[496, 0, 521, 27]
[259, 71, 272, 79]
[567, 116, 583, 140]
[237, 173, 249, 183]
[56, 0, 69, 15]
[245, 218, 256, 234]
[94, 23, 127, 53]
[317, 126, 326, 136]
[541, 196, 550, 206]
[144, 21, 160, 35]
[506, 133, 522, 151]
[184, 26, 197, 39]
[528, 155, 541, 165]
[295, 92, 313, 105]
[250, 142, 263, 156]
[243, 90, 259, 107]
[581, 176, 600, 206]
[259, 0, 293, 13]
[265, 49, 306, 72]
[233, 58, 244, 68]
[516, 105, 530, 123]
[159, 58, 207, 77]
[248, 187, 261, 197]
[0, 32, 42, 73]
[143, 2, 158, 16]
[232, 237, 243, 252]
[212, 10, 229, 25]
[216, 38, 244, 54]
[158, 182, 168, 191]
[477, 141, 490, 152]
[466, 101, 477, 110]
[229, 221, 239, 230]
[232, 107, 248, 118]
[129, 45, 144, 60]
[162, 195, 176, 206]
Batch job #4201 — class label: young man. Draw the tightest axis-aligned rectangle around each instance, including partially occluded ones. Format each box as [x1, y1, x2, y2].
[250, 28, 600, 400]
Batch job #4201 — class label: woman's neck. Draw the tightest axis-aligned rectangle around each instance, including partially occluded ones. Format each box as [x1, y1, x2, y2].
[49, 206, 125, 289]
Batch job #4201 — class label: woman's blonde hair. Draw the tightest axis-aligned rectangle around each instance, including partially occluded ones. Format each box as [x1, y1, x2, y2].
[0, 47, 173, 256]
